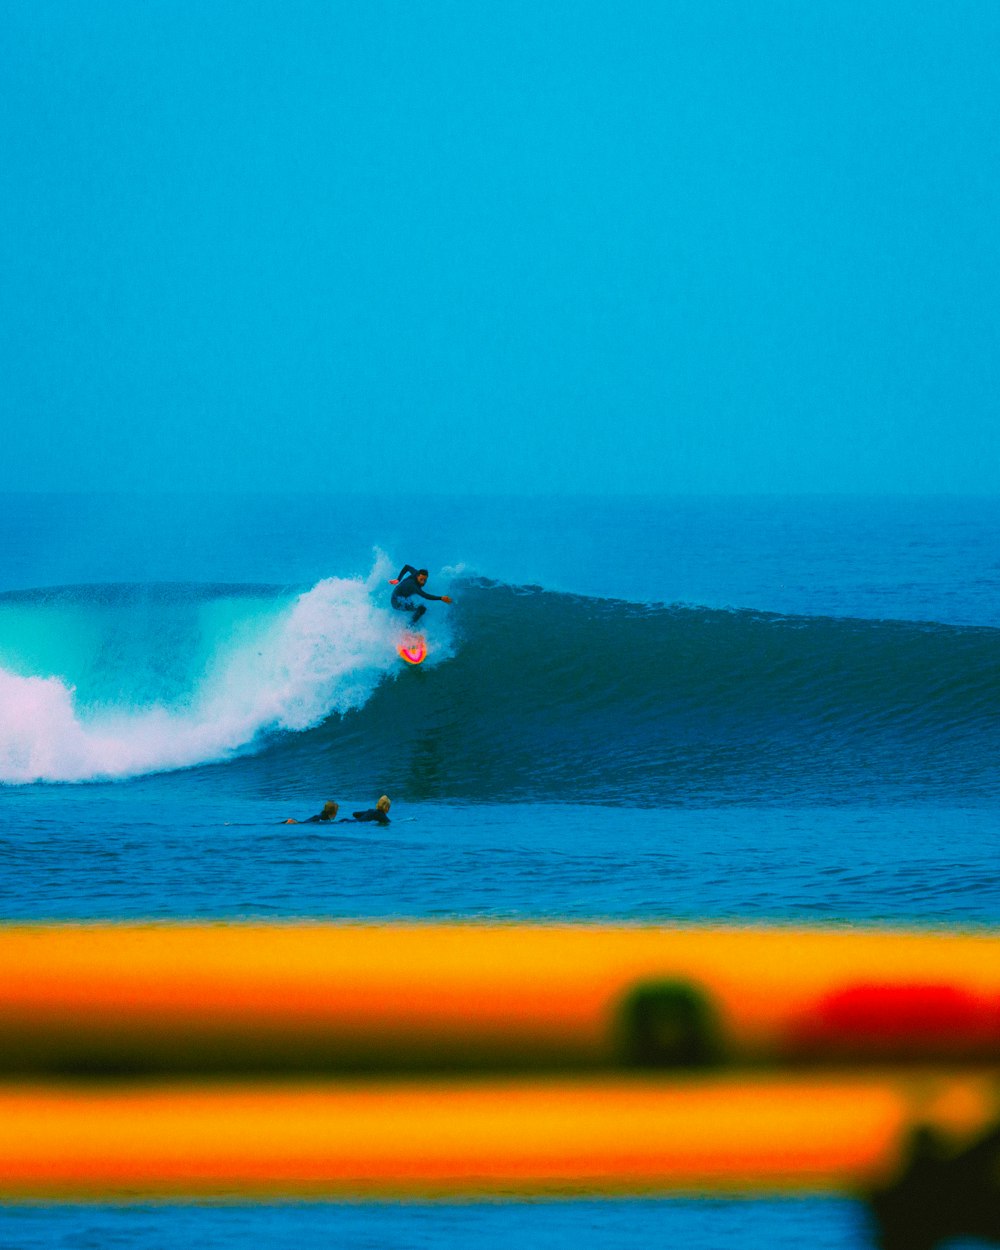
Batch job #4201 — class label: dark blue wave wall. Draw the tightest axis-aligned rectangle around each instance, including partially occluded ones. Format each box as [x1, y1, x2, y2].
[234, 580, 1000, 806]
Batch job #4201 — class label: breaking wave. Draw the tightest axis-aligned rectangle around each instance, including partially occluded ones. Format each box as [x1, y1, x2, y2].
[2, 571, 998, 803]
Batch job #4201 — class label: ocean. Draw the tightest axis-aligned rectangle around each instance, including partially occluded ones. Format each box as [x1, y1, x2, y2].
[1, 492, 997, 1248]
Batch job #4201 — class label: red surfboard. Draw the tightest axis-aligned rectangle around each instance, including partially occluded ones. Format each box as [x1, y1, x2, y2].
[397, 635, 427, 665]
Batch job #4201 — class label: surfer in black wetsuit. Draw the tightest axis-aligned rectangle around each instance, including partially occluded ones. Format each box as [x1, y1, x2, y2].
[390, 565, 452, 624]
[351, 795, 391, 825]
[281, 801, 338, 825]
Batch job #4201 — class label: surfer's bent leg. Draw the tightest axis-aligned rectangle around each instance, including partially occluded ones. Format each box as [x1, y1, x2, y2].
[392, 596, 426, 625]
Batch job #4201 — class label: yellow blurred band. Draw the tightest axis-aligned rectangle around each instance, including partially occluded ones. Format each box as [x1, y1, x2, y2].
[0, 922, 998, 1072]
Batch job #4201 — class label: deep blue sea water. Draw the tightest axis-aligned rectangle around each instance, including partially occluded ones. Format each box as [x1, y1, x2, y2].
[1, 493, 998, 1248]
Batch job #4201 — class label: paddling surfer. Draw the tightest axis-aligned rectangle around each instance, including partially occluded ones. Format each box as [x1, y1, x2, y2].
[351, 795, 391, 825]
[281, 801, 338, 825]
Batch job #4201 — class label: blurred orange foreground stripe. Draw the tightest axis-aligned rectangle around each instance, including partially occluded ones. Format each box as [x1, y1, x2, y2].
[0, 1074, 995, 1200]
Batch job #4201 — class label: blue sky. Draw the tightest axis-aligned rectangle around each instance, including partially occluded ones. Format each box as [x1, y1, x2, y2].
[2, 0, 999, 493]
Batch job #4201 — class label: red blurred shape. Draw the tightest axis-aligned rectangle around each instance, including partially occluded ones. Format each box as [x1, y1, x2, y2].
[789, 985, 1000, 1059]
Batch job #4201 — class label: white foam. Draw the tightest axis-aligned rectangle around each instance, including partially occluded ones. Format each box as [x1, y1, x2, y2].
[0, 555, 439, 784]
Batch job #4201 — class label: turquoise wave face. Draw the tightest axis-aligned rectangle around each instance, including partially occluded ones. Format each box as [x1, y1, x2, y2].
[0, 562, 444, 784]
[3, 576, 999, 797]
[0, 583, 287, 710]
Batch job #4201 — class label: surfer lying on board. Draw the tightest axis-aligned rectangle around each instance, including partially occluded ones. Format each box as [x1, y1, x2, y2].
[281, 801, 338, 825]
[352, 795, 391, 825]
[389, 565, 452, 624]
[281, 798, 391, 827]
